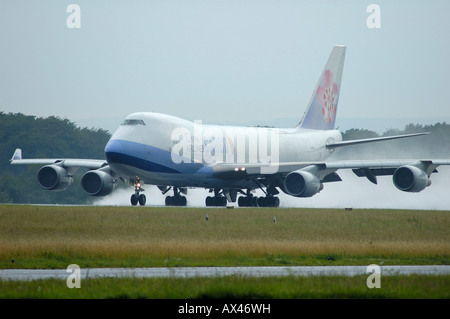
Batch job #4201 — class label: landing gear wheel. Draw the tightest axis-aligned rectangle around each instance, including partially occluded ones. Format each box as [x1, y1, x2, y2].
[131, 194, 138, 206]
[273, 197, 280, 207]
[138, 194, 146, 206]
[164, 186, 187, 206]
[205, 196, 213, 207]
[257, 196, 266, 207]
[131, 177, 146, 206]
[238, 195, 279, 207]
[205, 196, 227, 207]
[165, 195, 187, 206]
[237, 196, 258, 207]
[257, 196, 280, 207]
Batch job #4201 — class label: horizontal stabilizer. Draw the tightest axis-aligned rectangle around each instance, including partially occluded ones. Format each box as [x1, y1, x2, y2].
[11, 148, 22, 161]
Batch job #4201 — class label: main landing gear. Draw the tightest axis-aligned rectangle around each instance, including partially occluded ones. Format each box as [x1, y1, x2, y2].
[164, 186, 187, 206]
[205, 189, 227, 207]
[237, 195, 280, 207]
[130, 177, 146, 206]
[237, 189, 280, 207]
[128, 179, 281, 207]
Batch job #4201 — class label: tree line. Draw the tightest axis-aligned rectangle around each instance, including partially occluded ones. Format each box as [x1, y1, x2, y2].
[337, 123, 450, 160]
[0, 111, 449, 204]
[0, 112, 110, 204]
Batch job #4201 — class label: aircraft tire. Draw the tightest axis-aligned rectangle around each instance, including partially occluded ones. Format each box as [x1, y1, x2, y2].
[238, 196, 258, 207]
[138, 194, 146, 206]
[273, 197, 280, 207]
[166, 195, 187, 206]
[257, 196, 266, 207]
[257, 196, 280, 207]
[219, 197, 227, 206]
[206, 196, 226, 207]
[131, 194, 138, 206]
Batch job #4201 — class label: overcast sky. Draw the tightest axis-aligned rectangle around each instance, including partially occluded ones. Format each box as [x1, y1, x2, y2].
[1, 1, 449, 132]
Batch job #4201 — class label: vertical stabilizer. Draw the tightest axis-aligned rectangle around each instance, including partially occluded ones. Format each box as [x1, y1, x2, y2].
[298, 45, 346, 130]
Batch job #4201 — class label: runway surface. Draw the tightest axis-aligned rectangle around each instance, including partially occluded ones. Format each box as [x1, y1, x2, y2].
[1, 265, 449, 281]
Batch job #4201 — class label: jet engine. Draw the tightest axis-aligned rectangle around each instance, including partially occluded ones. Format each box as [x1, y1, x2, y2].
[37, 165, 73, 191]
[283, 170, 323, 197]
[81, 169, 116, 196]
[392, 165, 431, 192]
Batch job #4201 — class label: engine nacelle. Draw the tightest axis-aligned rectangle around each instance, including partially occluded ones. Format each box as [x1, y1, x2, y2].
[393, 165, 431, 192]
[81, 170, 116, 196]
[37, 165, 73, 191]
[284, 170, 323, 197]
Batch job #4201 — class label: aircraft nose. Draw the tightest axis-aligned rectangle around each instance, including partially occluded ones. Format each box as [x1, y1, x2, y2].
[104, 139, 125, 164]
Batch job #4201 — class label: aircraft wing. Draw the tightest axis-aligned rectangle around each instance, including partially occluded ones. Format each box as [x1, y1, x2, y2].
[211, 132, 439, 180]
[211, 158, 450, 184]
[325, 132, 429, 149]
[10, 148, 107, 170]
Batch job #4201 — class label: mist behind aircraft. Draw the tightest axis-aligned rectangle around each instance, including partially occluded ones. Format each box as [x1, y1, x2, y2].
[94, 166, 450, 210]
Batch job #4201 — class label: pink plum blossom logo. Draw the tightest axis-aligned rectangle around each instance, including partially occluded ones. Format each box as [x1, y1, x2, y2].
[316, 69, 338, 124]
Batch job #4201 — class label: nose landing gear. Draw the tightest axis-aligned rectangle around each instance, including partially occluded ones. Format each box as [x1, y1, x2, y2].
[131, 177, 146, 206]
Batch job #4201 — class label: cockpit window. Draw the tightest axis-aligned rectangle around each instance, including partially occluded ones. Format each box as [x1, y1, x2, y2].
[121, 119, 146, 126]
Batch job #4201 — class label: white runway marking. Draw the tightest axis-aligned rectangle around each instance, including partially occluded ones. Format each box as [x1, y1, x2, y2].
[1, 265, 449, 281]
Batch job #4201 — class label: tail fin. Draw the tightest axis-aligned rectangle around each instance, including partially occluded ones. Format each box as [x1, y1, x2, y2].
[298, 45, 346, 130]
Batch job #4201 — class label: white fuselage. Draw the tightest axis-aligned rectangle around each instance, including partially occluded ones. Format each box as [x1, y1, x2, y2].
[104, 112, 342, 188]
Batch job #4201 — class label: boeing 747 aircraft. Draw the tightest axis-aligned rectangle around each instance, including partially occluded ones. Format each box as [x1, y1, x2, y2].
[10, 46, 450, 207]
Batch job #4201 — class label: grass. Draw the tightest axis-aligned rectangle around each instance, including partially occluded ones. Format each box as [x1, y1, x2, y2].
[1, 275, 449, 299]
[0, 204, 449, 299]
[0, 205, 449, 268]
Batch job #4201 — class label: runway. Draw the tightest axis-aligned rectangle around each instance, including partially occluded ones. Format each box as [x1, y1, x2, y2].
[1, 265, 449, 281]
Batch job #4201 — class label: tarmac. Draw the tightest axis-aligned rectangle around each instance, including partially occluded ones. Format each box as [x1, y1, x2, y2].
[1, 265, 449, 281]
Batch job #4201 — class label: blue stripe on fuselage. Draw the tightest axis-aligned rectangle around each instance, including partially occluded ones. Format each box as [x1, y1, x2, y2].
[105, 139, 206, 175]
